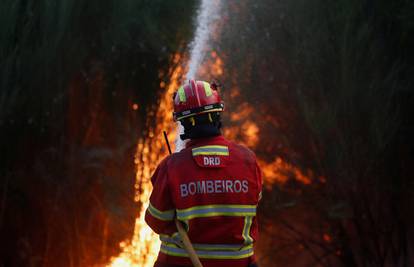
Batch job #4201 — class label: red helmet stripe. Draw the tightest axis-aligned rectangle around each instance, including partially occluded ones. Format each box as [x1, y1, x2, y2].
[190, 79, 201, 107]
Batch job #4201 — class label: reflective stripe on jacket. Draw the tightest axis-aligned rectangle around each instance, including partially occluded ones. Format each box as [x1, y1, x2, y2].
[145, 135, 262, 267]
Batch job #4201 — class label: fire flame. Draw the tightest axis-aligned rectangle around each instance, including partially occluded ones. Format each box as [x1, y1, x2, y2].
[106, 51, 314, 267]
[106, 54, 183, 267]
[223, 87, 314, 186]
[258, 157, 312, 188]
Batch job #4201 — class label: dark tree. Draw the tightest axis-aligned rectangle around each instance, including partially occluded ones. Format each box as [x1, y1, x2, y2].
[217, 0, 414, 266]
[0, 1, 196, 266]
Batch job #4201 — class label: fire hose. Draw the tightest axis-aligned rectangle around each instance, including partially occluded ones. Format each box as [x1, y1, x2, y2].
[163, 131, 203, 267]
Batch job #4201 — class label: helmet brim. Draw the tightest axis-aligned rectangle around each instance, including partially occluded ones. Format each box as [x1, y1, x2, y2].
[173, 103, 224, 121]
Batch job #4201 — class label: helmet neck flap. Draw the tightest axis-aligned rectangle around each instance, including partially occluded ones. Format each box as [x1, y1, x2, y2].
[180, 113, 222, 140]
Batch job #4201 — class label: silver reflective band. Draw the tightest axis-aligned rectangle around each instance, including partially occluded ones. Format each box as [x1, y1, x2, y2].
[176, 204, 256, 220]
[192, 145, 229, 156]
[160, 243, 254, 259]
[160, 236, 245, 251]
[242, 216, 254, 245]
[147, 202, 175, 221]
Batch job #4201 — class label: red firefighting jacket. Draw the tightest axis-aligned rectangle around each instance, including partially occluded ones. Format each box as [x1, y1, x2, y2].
[145, 135, 262, 267]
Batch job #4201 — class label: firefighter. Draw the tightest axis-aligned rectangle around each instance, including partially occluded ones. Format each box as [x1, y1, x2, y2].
[145, 80, 262, 267]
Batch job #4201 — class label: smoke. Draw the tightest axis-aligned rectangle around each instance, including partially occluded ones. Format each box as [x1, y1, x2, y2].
[175, 0, 222, 152]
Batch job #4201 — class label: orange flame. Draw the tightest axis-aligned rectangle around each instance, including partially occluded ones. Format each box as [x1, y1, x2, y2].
[196, 50, 224, 79]
[106, 50, 315, 267]
[258, 157, 312, 188]
[107, 54, 183, 267]
[223, 87, 314, 187]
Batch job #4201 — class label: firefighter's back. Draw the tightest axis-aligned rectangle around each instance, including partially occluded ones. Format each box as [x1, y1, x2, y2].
[146, 80, 261, 267]
[163, 135, 261, 267]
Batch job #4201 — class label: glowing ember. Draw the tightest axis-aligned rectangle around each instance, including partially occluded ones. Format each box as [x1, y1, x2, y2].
[106, 54, 183, 267]
[323, 233, 332, 243]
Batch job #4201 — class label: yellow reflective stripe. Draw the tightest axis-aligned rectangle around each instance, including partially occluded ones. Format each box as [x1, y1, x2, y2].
[178, 86, 186, 102]
[160, 233, 181, 246]
[160, 231, 181, 241]
[160, 237, 246, 251]
[242, 216, 253, 245]
[193, 243, 246, 251]
[160, 232, 183, 248]
[193, 145, 228, 150]
[148, 202, 175, 221]
[193, 151, 229, 156]
[160, 242, 254, 259]
[176, 204, 256, 221]
[203, 81, 212, 97]
[192, 145, 229, 156]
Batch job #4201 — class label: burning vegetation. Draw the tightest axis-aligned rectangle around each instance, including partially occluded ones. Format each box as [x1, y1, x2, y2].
[106, 44, 317, 266]
[107, 54, 183, 267]
[1, 1, 414, 267]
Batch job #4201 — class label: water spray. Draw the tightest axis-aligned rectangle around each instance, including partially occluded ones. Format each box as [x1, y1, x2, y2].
[176, 0, 222, 152]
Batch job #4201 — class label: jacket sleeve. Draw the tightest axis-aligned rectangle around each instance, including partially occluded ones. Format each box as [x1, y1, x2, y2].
[144, 157, 177, 235]
[255, 160, 263, 202]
